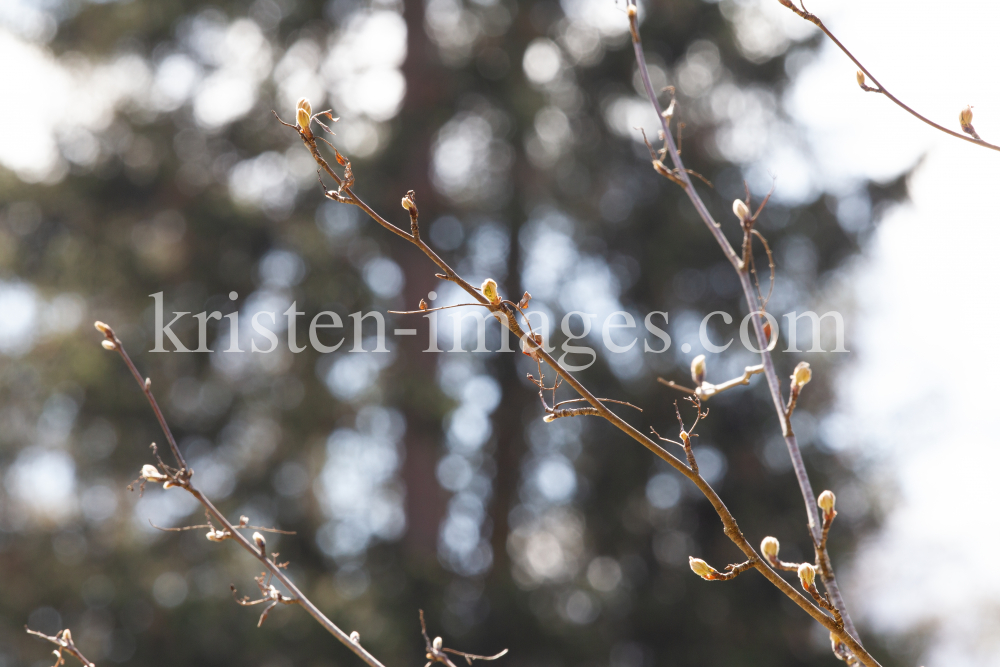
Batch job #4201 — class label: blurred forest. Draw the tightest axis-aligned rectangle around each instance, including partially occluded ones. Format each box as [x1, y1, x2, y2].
[0, 0, 913, 666]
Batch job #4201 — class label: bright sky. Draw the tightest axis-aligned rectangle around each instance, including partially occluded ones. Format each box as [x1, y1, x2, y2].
[2, 0, 999, 663]
[780, 1, 1000, 664]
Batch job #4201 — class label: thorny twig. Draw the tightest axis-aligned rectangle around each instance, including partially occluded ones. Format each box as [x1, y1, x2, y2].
[26, 628, 94, 667]
[625, 2, 872, 664]
[278, 61, 872, 664]
[778, 0, 1000, 153]
[93, 322, 391, 667]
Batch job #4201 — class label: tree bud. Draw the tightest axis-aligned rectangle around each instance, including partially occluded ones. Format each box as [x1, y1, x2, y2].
[689, 557, 717, 580]
[206, 529, 227, 542]
[253, 531, 266, 554]
[798, 562, 816, 589]
[732, 199, 750, 222]
[351, 631, 361, 643]
[433, 637, 443, 651]
[141, 464, 165, 482]
[760, 536, 780, 561]
[856, 70, 866, 88]
[101, 340, 116, 350]
[94, 321, 112, 335]
[960, 105, 974, 130]
[402, 196, 414, 211]
[818, 490, 836, 513]
[792, 361, 811, 388]
[481, 278, 500, 305]
[691, 354, 706, 385]
[297, 97, 312, 117]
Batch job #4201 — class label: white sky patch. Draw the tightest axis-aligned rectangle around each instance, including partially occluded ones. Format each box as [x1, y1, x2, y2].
[769, 0, 1000, 663]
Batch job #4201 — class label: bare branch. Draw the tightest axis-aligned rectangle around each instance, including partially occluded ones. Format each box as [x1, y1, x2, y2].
[625, 2, 872, 663]
[778, 0, 1000, 152]
[26, 628, 95, 667]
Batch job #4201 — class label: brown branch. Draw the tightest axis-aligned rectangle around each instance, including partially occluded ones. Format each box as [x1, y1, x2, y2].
[26, 628, 95, 667]
[278, 90, 873, 665]
[625, 2, 873, 664]
[94, 323, 391, 667]
[778, 0, 1000, 152]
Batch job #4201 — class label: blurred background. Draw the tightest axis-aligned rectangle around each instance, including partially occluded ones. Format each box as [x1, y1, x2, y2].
[1, 0, 997, 666]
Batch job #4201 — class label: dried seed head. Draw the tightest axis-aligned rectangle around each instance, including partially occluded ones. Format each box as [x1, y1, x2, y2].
[760, 536, 780, 561]
[792, 361, 812, 388]
[732, 199, 750, 222]
[253, 531, 266, 553]
[689, 557, 717, 580]
[798, 562, 816, 589]
[690, 354, 706, 385]
[856, 70, 866, 88]
[433, 637, 443, 651]
[350, 631, 361, 643]
[101, 340, 116, 350]
[960, 105, 974, 129]
[818, 490, 836, 513]
[481, 278, 500, 305]
[94, 321, 112, 335]
[141, 464, 165, 481]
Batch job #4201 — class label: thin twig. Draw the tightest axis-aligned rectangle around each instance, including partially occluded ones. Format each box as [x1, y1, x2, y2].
[26, 629, 95, 667]
[94, 323, 391, 667]
[778, 0, 1000, 153]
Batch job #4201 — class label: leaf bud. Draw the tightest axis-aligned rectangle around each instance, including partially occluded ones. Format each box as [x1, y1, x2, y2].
[856, 70, 866, 88]
[402, 196, 414, 211]
[760, 536, 780, 562]
[798, 562, 816, 589]
[350, 631, 361, 644]
[792, 361, 811, 388]
[253, 531, 266, 554]
[94, 321, 112, 335]
[691, 354, 706, 386]
[101, 340, 116, 350]
[732, 199, 750, 222]
[206, 529, 227, 542]
[433, 636, 443, 651]
[960, 105, 974, 130]
[818, 490, 836, 513]
[481, 278, 500, 305]
[296, 97, 312, 117]
[689, 556, 718, 580]
[141, 464, 166, 482]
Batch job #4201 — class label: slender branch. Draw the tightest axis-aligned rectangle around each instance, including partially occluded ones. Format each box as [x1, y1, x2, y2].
[26, 628, 95, 667]
[625, 2, 871, 663]
[277, 97, 873, 666]
[94, 324, 389, 667]
[778, 0, 1000, 152]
